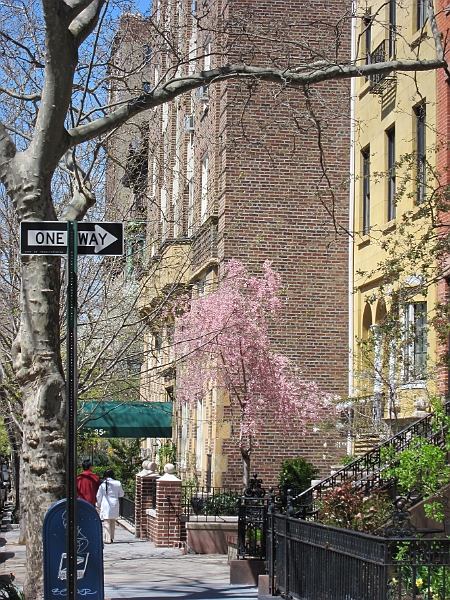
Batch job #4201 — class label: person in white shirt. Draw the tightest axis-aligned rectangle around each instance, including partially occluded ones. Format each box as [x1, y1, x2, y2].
[96, 469, 125, 544]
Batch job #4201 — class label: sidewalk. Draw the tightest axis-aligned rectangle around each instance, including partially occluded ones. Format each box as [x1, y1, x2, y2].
[0, 513, 258, 600]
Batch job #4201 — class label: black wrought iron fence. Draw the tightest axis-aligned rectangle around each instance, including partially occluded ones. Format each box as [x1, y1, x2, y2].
[238, 497, 268, 559]
[181, 485, 242, 519]
[236, 475, 269, 559]
[389, 537, 450, 600]
[119, 496, 135, 524]
[293, 400, 450, 513]
[268, 514, 450, 600]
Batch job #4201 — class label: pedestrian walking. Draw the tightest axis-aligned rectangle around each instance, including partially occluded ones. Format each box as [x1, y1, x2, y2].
[77, 459, 100, 505]
[96, 469, 124, 544]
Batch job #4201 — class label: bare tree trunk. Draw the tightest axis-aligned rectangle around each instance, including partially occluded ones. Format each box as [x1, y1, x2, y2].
[13, 255, 66, 599]
[242, 448, 251, 489]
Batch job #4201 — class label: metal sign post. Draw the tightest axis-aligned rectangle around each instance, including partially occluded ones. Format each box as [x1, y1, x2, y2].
[19, 219, 124, 598]
[66, 221, 78, 600]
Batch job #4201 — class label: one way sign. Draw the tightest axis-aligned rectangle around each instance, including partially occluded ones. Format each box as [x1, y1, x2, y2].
[20, 222, 124, 256]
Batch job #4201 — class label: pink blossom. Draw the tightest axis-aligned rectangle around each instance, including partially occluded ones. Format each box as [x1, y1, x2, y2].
[174, 260, 332, 464]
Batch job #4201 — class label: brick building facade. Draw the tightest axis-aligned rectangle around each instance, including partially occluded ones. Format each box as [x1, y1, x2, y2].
[108, 0, 352, 487]
[436, 0, 450, 397]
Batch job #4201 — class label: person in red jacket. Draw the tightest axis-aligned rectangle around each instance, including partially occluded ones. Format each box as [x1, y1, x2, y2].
[77, 459, 100, 505]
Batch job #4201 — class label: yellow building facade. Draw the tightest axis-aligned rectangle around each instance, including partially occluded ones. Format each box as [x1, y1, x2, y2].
[352, 0, 439, 445]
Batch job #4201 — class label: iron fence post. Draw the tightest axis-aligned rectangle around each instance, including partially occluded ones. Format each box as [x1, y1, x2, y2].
[268, 487, 276, 595]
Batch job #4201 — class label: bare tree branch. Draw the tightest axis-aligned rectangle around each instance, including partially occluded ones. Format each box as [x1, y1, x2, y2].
[0, 85, 41, 102]
[68, 0, 107, 45]
[68, 58, 447, 146]
[0, 123, 16, 182]
[0, 30, 44, 68]
[60, 149, 96, 221]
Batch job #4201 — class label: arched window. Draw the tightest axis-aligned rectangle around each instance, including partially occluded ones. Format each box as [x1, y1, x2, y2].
[362, 303, 373, 340]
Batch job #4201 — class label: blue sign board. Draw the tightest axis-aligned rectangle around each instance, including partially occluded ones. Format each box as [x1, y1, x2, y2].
[43, 499, 104, 599]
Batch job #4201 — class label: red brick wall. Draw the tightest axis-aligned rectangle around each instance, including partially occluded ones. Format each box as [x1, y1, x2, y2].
[209, 0, 350, 482]
[436, 0, 450, 397]
[148, 478, 183, 547]
[132, 0, 351, 485]
[134, 475, 159, 539]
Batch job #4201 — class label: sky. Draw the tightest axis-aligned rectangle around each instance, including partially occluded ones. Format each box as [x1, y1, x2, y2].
[115, 1, 152, 17]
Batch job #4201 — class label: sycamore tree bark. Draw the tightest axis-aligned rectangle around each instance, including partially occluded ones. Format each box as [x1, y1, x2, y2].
[0, 0, 447, 598]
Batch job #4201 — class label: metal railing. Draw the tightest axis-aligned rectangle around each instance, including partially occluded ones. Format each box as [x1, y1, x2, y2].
[119, 496, 135, 524]
[181, 485, 242, 519]
[293, 400, 450, 511]
[368, 39, 387, 85]
[268, 513, 450, 600]
[237, 475, 268, 559]
[367, 39, 396, 94]
[238, 497, 268, 559]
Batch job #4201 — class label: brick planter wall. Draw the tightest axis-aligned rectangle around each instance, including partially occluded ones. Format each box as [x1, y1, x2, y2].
[146, 474, 184, 547]
[135, 473, 160, 539]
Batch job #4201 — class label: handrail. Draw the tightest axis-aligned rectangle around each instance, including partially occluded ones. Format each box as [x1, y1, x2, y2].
[294, 400, 450, 505]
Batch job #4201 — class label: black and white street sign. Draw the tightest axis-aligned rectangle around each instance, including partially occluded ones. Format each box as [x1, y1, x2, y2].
[20, 222, 124, 256]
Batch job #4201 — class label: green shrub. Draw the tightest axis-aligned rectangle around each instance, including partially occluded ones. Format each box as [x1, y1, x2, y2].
[381, 399, 450, 522]
[278, 457, 318, 492]
[390, 542, 449, 600]
[317, 481, 392, 533]
[202, 492, 240, 516]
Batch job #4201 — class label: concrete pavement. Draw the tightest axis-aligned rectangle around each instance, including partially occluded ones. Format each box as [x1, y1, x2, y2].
[0, 509, 258, 600]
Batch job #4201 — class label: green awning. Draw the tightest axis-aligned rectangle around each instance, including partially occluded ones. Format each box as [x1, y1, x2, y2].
[79, 401, 173, 438]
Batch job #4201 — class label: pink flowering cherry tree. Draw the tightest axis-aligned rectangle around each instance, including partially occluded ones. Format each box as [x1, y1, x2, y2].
[174, 259, 333, 487]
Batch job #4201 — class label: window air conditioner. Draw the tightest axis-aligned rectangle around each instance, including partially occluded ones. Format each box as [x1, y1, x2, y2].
[198, 86, 209, 102]
[184, 114, 195, 133]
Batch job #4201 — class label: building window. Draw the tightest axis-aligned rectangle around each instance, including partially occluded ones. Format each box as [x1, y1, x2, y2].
[154, 332, 163, 368]
[364, 13, 372, 65]
[417, 0, 427, 30]
[188, 180, 194, 235]
[201, 153, 208, 223]
[151, 156, 157, 198]
[187, 129, 194, 234]
[389, 0, 396, 58]
[160, 186, 167, 238]
[403, 302, 427, 383]
[173, 108, 182, 238]
[196, 275, 207, 297]
[387, 127, 396, 221]
[162, 102, 169, 133]
[196, 398, 203, 470]
[167, 323, 175, 363]
[415, 103, 426, 204]
[125, 231, 146, 277]
[204, 39, 211, 71]
[362, 147, 370, 235]
[206, 454, 212, 491]
[143, 45, 152, 66]
[181, 404, 188, 469]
